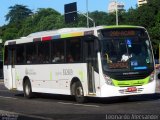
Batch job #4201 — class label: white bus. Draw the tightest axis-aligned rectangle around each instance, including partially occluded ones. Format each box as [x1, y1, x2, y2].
[3, 25, 156, 103]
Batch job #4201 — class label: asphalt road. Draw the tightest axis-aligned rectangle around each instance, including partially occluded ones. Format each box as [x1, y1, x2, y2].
[0, 81, 160, 120]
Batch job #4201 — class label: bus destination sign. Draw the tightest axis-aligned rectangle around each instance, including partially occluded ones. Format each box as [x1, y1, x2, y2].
[101, 29, 140, 37]
[109, 30, 136, 37]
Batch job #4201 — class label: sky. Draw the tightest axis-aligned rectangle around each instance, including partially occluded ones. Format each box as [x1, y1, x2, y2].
[0, 0, 137, 26]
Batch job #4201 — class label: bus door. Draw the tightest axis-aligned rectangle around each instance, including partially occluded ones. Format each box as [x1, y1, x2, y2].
[8, 46, 16, 89]
[84, 39, 96, 94]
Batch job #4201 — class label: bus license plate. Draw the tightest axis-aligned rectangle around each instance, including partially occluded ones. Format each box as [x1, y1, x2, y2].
[127, 87, 137, 92]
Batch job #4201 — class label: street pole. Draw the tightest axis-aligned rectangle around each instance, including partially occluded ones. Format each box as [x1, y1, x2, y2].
[78, 11, 95, 27]
[116, 0, 118, 25]
[86, 0, 89, 28]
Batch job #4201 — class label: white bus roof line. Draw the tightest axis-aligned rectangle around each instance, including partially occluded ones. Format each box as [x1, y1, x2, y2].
[4, 25, 145, 46]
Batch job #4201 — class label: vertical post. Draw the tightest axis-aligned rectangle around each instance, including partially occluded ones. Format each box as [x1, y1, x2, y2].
[116, 0, 118, 26]
[86, 0, 89, 28]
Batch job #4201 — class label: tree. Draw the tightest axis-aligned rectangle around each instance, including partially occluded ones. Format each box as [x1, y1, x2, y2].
[18, 8, 62, 36]
[1, 0, 160, 55]
[5, 4, 32, 24]
[33, 8, 61, 31]
[149, 12, 160, 57]
[90, 11, 108, 26]
[106, 13, 117, 25]
[2, 26, 18, 40]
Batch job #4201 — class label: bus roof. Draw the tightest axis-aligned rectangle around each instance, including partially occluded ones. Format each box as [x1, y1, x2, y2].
[103, 25, 144, 29]
[4, 25, 145, 46]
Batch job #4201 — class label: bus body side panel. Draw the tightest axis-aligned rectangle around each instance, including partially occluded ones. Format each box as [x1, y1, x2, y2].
[93, 71, 101, 96]
[11, 67, 16, 89]
[15, 63, 89, 96]
[3, 66, 11, 89]
[15, 65, 25, 91]
[3, 65, 15, 90]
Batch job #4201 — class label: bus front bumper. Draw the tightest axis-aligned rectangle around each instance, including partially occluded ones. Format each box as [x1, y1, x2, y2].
[100, 81, 156, 97]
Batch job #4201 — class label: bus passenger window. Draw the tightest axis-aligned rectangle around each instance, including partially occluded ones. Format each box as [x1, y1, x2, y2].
[67, 54, 74, 62]
[52, 40, 65, 63]
[16, 45, 25, 64]
[38, 41, 50, 64]
[26, 43, 37, 64]
[66, 38, 81, 63]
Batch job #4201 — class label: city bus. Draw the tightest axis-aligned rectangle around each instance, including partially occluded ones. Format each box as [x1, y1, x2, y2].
[3, 25, 156, 103]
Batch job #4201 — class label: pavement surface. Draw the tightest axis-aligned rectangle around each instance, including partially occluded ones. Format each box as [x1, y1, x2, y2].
[0, 82, 160, 120]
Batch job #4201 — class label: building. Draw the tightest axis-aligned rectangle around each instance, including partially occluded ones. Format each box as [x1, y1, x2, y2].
[138, 0, 147, 7]
[108, 0, 124, 13]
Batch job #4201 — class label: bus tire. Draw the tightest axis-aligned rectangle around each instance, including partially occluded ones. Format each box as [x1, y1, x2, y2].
[74, 81, 86, 103]
[23, 80, 33, 99]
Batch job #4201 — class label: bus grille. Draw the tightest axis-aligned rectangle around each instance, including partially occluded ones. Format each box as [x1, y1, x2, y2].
[116, 74, 147, 80]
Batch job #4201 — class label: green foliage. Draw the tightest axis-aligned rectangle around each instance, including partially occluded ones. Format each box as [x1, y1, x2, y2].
[5, 4, 32, 24]
[2, 29, 18, 40]
[0, 24, 19, 40]
[149, 12, 160, 49]
[90, 11, 108, 26]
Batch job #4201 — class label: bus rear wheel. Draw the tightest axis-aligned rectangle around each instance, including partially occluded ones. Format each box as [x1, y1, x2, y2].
[23, 80, 33, 98]
[73, 81, 86, 103]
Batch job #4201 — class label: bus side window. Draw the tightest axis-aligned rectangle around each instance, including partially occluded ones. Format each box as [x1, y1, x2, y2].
[38, 41, 50, 64]
[52, 40, 65, 63]
[16, 45, 25, 64]
[26, 43, 37, 64]
[66, 38, 82, 63]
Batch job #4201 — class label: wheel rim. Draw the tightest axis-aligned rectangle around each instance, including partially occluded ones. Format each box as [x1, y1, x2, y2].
[25, 84, 30, 96]
[76, 86, 83, 97]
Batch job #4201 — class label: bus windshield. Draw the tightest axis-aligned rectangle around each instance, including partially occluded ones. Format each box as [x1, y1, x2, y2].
[100, 28, 154, 72]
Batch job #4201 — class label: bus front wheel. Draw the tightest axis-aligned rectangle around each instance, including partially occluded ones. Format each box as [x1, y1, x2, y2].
[23, 80, 33, 98]
[73, 81, 86, 103]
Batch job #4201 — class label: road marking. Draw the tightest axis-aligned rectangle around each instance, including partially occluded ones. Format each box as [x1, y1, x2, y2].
[0, 96, 18, 100]
[58, 102, 100, 108]
[58, 102, 73, 105]
[0, 110, 52, 120]
[0, 95, 100, 108]
[0, 90, 9, 92]
[74, 104, 100, 107]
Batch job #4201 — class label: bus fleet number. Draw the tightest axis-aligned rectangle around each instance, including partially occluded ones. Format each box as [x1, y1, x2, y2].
[63, 69, 73, 75]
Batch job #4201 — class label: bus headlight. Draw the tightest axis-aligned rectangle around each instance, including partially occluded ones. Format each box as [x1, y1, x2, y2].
[103, 74, 113, 86]
[149, 72, 155, 82]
